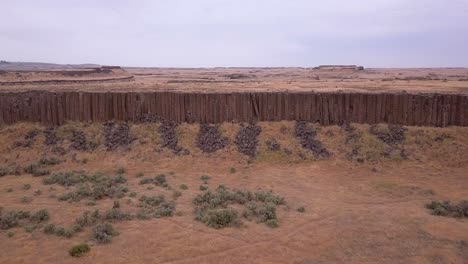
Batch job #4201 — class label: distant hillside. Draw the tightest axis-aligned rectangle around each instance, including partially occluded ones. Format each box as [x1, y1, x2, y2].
[0, 61, 101, 71]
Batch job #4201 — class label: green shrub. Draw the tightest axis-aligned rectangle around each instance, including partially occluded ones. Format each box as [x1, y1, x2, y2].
[129, 192, 137, 197]
[297, 207, 305, 213]
[139, 175, 167, 187]
[135, 172, 144, 178]
[199, 185, 208, 191]
[265, 219, 278, 228]
[55, 174, 129, 202]
[39, 157, 62, 166]
[43, 223, 56, 234]
[75, 210, 100, 227]
[30, 209, 50, 224]
[116, 167, 126, 175]
[0, 210, 31, 230]
[7, 231, 14, 237]
[229, 167, 236, 173]
[179, 184, 188, 190]
[92, 223, 119, 244]
[254, 191, 285, 205]
[173, 190, 182, 199]
[86, 200, 97, 206]
[426, 200, 468, 218]
[193, 185, 285, 228]
[138, 195, 175, 218]
[0, 167, 8, 177]
[104, 208, 132, 222]
[200, 175, 211, 184]
[202, 209, 240, 229]
[21, 196, 32, 203]
[139, 178, 153, 185]
[24, 225, 36, 233]
[23, 164, 50, 176]
[55, 227, 73, 238]
[69, 243, 90, 257]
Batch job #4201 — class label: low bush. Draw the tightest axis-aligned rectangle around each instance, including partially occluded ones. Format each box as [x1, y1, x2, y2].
[0, 210, 30, 229]
[75, 210, 100, 228]
[104, 208, 132, 222]
[21, 196, 32, 203]
[202, 209, 240, 229]
[193, 185, 285, 228]
[116, 167, 126, 175]
[138, 195, 176, 218]
[30, 209, 50, 224]
[51, 173, 129, 202]
[23, 164, 50, 176]
[39, 157, 62, 166]
[179, 184, 188, 190]
[426, 200, 468, 218]
[138, 174, 168, 187]
[69, 243, 90, 257]
[92, 223, 119, 244]
[43, 223, 56, 234]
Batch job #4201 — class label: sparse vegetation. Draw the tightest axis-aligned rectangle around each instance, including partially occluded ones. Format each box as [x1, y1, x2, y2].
[297, 207, 305, 213]
[137, 195, 176, 219]
[193, 185, 285, 228]
[179, 184, 188, 190]
[43, 172, 129, 202]
[426, 200, 468, 218]
[23, 164, 50, 176]
[92, 223, 119, 244]
[116, 167, 126, 175]
[173, 190, 182, 199]
[0, 209, 49, 230]
[39, 157, 62, 166]
[22, 184, 31, 190]
[30, 209, 50, 223]
[21, 196, 32, 203]
[138, 174, 168, 187]
[69, 243, 90, 257]
[200, 175, 211, 184]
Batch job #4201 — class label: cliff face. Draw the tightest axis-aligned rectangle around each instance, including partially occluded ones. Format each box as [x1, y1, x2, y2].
[0, 91, 467, 127]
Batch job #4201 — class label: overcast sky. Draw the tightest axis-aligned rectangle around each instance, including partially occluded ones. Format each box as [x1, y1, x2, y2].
[1, 0, 468, 67]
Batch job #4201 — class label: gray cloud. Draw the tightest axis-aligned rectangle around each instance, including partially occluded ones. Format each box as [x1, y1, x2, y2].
[1, 0, 467, 67]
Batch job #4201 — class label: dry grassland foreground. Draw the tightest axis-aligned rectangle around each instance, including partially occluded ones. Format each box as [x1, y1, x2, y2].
[0, 120, 467, 264]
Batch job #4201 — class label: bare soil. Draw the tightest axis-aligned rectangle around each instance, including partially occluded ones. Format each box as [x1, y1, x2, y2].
[0, 122, 467, 263]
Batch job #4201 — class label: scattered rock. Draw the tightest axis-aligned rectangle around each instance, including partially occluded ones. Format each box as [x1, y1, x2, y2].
[265, 139, 281, 151]
[283, 148, 293, 155]
[294, 121, 330, 158]
[137, 113, 161, 123]
[51, 146, 67, 155]
[235, 124, 261, 157]
[104, 122, 134, 151]
[43, 128, 58, 145]
[70, 131, 97, 151]
[369, 124, 407, 145]
[158, 119, 190, 155]
[14, 129, 39, 148]
[196, 124, 228, 153]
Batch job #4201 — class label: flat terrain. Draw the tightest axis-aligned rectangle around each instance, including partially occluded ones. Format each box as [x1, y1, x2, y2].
[0, 121, 467, 263]
[1, 65, 468, 94]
